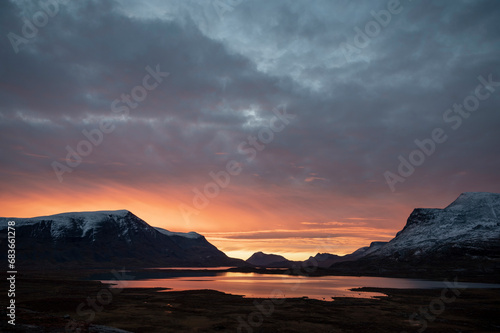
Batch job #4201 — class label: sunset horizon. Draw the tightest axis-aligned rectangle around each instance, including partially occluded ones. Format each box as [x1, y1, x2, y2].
[2, 0, 500, 264]
[1, 189, 495, 260]
[2, 1, 500, 331]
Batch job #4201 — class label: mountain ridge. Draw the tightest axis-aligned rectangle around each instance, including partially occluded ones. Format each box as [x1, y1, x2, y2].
[0, 210, 246, 269]
[244, 241, 390, 268]
[243, 192, 500, 278]
[2, 192, 499, 277]
[327, 192, 500, 278]
[368, 191, 500, 260]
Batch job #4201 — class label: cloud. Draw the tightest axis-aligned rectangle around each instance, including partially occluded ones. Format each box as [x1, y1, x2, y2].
[204, 226, 397, 240]
[1, 0, 499, 258]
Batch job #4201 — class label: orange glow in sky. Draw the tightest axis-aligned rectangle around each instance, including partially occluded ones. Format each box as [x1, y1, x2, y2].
[1, 0, 500, 264]
[0, 177, 451, 261]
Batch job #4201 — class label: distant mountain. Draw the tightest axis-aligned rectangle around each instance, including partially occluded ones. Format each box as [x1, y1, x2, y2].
[347, 241, 388, 258]
[4, 192, 498, 277]
[307, 242, 390, 268]
[246, 251, 292, 267]
[244, 192, 500, 279]
[307, 253, 340, 268]
[330, 192, 500, 277]
[0, 210, 245, 269]
[245, 241, 390, 269]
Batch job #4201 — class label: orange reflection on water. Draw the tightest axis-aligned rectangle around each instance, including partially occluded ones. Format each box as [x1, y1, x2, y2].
[103, 272, 388, 300]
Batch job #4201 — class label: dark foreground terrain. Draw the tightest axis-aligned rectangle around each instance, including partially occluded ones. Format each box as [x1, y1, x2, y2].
[1, 271, 499, 333]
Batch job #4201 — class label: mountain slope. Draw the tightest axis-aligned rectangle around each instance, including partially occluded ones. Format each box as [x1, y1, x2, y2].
[308, 241, 390, 268]
[246, 251, 292, 267]
[330, 192, 500, 277]
[368, 192, 500, 261]
[307, 253, 340, 268]
[244, 241, 391, 269]
[0, 210, 245, 269]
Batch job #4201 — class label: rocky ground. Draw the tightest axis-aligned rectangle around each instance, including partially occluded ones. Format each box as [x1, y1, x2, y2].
[1, 270, 499, 332]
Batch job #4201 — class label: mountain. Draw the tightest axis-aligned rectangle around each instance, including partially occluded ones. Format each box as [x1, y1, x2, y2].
[330, 192, 500, 277]
[244, 242, 390, 269]
[307, 242, 390, 268]
[307, 253, 340, 268]
[366, 192, 500, 261]
[246, 251, 292, 267]
[0, 210, 245, 269]
[347, 241, 388, 259]
[243, 192, 500, 279]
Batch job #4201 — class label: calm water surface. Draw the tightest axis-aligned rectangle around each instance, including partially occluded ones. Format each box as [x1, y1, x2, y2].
[98, 270, 500, 300]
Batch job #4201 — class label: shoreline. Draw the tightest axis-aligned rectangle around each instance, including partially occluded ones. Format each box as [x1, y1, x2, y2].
[1, 271, 500, 332]
[9, 265, 500, 284]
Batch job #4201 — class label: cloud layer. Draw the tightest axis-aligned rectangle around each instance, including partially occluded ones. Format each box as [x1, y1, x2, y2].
[1, 0, 499, 258]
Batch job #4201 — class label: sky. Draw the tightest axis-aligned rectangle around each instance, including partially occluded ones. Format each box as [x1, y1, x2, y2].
[1, 0, 499, 260]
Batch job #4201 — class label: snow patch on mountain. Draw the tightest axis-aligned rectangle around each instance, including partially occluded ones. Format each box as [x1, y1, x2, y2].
[154, 227, 202, 239]
[0, 209, 243, 268]
[369, 192, 500, 258]
[351, 241, 388, 258]
[0, 210, 206, 243]
[0, 210, 145, 240]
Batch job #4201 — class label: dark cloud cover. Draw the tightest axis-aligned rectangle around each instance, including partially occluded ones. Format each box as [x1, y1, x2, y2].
[1, 0, 499, 228]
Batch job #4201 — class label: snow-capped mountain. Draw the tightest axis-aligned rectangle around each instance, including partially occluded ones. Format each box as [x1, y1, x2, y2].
[348, 241, 388, 258]
[0, 210, 244, 269]
[330, 192, 500, 277]
[154, 227, 202, 239]
[368, 192, 500, 261]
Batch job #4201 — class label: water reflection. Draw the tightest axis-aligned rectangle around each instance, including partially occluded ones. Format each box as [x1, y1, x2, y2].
[97, 270, 500, 301]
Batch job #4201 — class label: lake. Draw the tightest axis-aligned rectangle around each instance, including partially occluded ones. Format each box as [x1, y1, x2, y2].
[93, 269, 500, 300]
